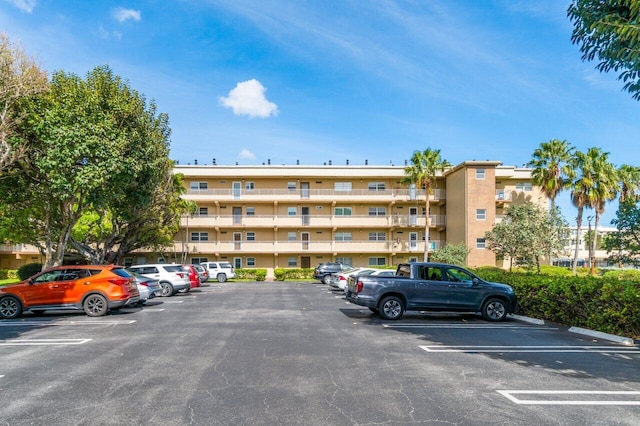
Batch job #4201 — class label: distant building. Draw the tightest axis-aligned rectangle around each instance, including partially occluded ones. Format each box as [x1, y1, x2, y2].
[553, 225, 618, 268]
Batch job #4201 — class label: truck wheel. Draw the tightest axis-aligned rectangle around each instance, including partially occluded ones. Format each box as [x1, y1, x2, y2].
[378, 296, 404, 320]
[481, 298, 508, 322]
[159, 281, 174, 297]
[322, 275, 331, 284]
[217, 273, 227, 283]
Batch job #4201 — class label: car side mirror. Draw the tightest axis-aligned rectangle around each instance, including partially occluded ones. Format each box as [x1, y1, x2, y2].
[472, 277, 479, 286]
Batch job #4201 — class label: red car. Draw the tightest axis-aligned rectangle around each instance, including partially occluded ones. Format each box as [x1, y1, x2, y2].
[182, 264, 200, 289]
[0, 264, 139, 319]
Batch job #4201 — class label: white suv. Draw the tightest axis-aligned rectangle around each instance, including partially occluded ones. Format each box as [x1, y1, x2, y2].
[127, 264, 191, 296]
[200, 262, 235, 282]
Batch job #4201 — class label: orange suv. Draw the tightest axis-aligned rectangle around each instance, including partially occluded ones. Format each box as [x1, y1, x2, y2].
[0, 265, 140, 319]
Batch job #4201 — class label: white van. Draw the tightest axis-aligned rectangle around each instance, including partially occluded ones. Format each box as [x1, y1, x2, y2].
[200, 262, 235, 282]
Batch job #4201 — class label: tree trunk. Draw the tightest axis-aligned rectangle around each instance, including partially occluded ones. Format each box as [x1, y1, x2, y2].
[572, 208, 583, 274]
[592, 213, 600, 276]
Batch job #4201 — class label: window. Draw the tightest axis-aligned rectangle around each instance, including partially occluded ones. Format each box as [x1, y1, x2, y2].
[475, 169, 486, 180]
[334, 182, 352, 191]
[335, 257, 352, 265]
[288, 232, 296, 241]
[368, 257, 386, 266]
[368, 232, 386, 241]
[335, 232, 352, 241]
[191, 232, 209, 241]
[368, 182, 386, 191]
[246, 257, 256, 267]
[245, 182, 255, 191]
[288, 257, 297, 267]
[516, 182, 533, 191]
[369, 207, 386, 216]
[287, 207, 297, 216]
[246, 207, 255, 216]
[191, 257, 208, 264]
[476, 238, 486, 249]
[476, 209, 486, 220]
[287, 182, 296, 191]
[190, 182, 208, 190]
[334, 207, 352, 216]
[198, 207, 208, 216]
[246, 232, 256, 241]
[123, 257, 133, 267]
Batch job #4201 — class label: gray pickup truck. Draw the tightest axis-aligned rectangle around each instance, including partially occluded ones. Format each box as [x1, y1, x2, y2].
[346, 262, 518, 321]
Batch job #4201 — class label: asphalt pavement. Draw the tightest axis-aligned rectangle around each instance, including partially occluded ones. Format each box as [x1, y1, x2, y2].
[1, 282, 639, 425]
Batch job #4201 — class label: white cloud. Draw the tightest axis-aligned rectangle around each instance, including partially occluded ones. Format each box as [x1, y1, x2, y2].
[239, 149, 256, 160]
[112, 7, 141, 22]
[219, 79, 278, 118]
[4, 0, 36, 13]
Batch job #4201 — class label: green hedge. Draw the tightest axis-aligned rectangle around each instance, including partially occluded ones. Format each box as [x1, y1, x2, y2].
[234, 268, 268, 281]
[473, 268, 640, 339]
[274, 268, 314, 281]
[0, 269, 19, 280]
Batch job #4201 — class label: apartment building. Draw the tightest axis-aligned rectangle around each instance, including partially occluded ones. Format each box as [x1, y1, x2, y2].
[0, 160, 547, 272]
[156, 160, 546, 271]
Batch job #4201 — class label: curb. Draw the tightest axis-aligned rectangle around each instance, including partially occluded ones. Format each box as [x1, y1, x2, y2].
[511, 314, 636, 346]
[568, 326, 636, 346]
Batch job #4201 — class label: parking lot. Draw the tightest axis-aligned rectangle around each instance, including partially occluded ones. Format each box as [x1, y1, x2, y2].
[1, 281, 639, 425]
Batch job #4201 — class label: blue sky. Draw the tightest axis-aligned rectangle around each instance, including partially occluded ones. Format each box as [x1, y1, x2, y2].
[1, 0, 638, 225]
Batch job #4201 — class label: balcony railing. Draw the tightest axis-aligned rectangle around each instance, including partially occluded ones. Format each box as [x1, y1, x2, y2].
[170, 240, 444, 254]
[185, 188, 446, 202]
[181, 214, 446, 229]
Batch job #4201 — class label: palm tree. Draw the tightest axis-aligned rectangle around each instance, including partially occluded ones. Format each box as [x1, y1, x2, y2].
[528, 139, 574, 212]
[401, 149, 451, 261]
[617, 164, 640, 202]
[589, 150, 618, 274]
[569, 149, 596, 274]
[569, 147, 617, 274]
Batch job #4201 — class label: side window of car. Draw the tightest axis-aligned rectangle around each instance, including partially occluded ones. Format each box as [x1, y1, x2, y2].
[427, 268, 443, 281]
[445, 267, 473, 283]
[33, 271, 63, 284]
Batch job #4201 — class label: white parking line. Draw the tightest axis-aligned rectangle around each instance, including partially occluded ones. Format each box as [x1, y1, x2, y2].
[385, 324, 559, 330]
[0, 338, 92, 346]
[497, 390, 640, 405]
[0, 320, 136, 326]
[420, 345, 640, 353]
[161, 300, 184, 304]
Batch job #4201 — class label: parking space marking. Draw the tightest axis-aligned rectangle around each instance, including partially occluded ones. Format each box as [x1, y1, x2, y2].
[139, 308, 165, 312]
[497, 390, 640, 405]
[0, 338, 92, 346]
[420, 345, 640, 353]
[385, 324, 559, 330]
[161, 300, 184, 304]
[0, 320, 136, 326]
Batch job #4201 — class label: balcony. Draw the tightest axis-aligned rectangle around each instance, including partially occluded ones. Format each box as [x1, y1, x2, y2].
[184, 188, 446, 203]
[181, 214, 446, 229]
[169, 240, 430, 254]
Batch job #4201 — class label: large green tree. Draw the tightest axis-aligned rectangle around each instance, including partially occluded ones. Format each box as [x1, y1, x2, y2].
[602, 199, 640, 266]
[0, 33, 48, 172]
[568, 0, 640, 100]
[528, 139, 574, 211]
[70, 172, 193, 264]
[485, 203, 568, 272]
[401, 149, 451, 261]
[1, 65, 173, 267]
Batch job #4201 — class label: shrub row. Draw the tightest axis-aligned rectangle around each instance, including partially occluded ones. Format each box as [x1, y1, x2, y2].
[233, 268, 267, 281]
[273, 268, 314, 281]
[473, 268, 640, 340]
[0, 270, 19, 280]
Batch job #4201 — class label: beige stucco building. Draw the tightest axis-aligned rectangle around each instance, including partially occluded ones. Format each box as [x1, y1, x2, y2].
[0, 161, 547, 272]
